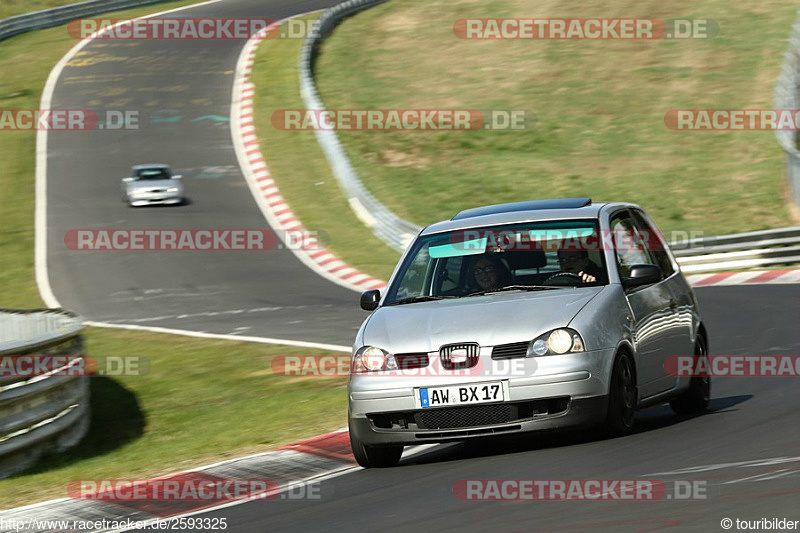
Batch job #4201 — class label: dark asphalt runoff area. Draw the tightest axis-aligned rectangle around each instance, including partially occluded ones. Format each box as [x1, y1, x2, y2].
[46, 0, 367, 346]
[181, 285, 800, 532]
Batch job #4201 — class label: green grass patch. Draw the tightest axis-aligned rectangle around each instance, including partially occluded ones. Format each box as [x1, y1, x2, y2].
[1, 0, 94, 19]
[250, 14, 400, 280]
[313, 0, 798, 237]
[0, 327, 347, 508]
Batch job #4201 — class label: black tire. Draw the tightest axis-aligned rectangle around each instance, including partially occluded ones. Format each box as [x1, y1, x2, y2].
[349, 429, 402, 468]
[670, 336, 710, 415]
[601, 352, 636, 437]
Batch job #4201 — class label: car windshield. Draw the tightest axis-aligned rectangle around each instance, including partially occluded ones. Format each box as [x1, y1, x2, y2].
[384, 220, 609, 305]
[135, 168, 171, 180]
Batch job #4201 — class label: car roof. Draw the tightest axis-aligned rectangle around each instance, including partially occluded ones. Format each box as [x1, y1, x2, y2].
[131, 163, 170, 170]
[451, 197, 593, 220]
[421, 199, 639, 236]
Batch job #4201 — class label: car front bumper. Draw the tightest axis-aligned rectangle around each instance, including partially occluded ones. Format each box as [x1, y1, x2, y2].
[129, 194, 182, 206]
[348, 348, 615, 446]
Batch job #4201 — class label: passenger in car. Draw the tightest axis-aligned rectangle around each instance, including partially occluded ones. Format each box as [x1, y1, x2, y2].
[471, 254, 513, 291]
[557, 250, 602, 284]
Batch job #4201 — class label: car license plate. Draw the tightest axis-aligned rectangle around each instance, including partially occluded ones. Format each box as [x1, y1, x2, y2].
[415, 381, 507, 408]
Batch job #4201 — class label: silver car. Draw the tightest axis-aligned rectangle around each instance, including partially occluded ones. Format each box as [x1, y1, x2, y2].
[349, 198, 710, 468]
[121, 164, 184, 206]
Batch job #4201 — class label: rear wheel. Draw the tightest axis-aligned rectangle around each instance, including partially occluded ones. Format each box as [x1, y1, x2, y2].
[349, 428, 402, 468]
[601, 352, 636, 437]
[670, 336, 710, 415]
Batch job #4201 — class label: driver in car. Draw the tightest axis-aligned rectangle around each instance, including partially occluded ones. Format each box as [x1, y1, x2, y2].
[556, 249, 602, 284]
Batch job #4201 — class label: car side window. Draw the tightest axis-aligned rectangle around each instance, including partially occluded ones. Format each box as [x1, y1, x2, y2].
[610, 212, 658, 279]
[392, 247, 429, 300]
[631, 210, 675, 278]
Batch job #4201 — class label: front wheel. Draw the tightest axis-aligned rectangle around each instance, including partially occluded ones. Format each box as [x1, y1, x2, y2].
[349, 429, 402, 468]
[670, 336, 710, 415]
[600, 352, 636, 437]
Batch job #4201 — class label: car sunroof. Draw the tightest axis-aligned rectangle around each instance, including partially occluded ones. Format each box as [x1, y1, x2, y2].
[451, 198, 592, 220]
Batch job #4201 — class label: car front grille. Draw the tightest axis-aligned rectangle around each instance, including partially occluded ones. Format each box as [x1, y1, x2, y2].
[439, 343, 480, 370]
[367, 397, 570, 431]
[491, 341, 530, 359]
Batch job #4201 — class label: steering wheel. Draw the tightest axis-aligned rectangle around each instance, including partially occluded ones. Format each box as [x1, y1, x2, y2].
[437, 268, 457, 285]
[543, 272, 583, 286]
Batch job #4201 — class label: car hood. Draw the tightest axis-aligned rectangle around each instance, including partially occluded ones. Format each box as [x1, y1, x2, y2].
[127, 179, 180, 190]
[362, 287, 605, 353]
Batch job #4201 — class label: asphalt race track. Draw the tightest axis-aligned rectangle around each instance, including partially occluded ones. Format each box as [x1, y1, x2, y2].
[42, 0, 800, 530]
[45, 0, 365, 346]
[164, 285, 800, 531]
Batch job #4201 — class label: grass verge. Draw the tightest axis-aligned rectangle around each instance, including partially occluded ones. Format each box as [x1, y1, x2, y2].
[250, 14, 401, 280]
[1, 0, 96, 19]
[0, 2, 349, 509]
[313, 0, 799, 237]
[0, 327, 346, 508]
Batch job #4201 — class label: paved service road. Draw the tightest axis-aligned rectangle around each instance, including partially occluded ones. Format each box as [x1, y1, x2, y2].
[45, 0, 368, 346]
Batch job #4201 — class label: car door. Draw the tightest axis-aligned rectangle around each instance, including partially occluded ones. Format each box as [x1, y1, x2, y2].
[631, 209, 696, 383]
[610, 211, 677, 398]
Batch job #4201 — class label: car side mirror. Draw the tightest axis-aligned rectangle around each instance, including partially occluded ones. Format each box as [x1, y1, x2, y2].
[622, 264, 662, 289]
[360, 290, 380, 311]
[122, 177, 135, 182]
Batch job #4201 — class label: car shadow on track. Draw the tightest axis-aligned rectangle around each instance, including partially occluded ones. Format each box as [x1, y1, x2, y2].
[400, 395, 751, 467]
[12, 377, 145, 477]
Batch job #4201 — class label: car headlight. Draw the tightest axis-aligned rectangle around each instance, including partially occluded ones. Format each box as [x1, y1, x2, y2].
[527, 328, 585, 357]
[167, 187, 180, 193]
[352, 346, 398, 373]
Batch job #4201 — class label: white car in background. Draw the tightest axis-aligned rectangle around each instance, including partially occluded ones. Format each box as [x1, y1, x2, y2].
[121, 164, 184, 206]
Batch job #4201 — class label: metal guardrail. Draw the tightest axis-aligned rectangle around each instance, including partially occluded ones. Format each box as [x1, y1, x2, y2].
[0, 0, 173, 42]
[774, 7, 800, 209]
[671, 227, 800, 273]
[299, 0, 423, 252]
[0, 309, 88, 479]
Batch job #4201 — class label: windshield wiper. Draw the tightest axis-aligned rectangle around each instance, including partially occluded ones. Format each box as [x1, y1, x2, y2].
[386, 295, 457, 306]
[464, 285, 568, 297]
